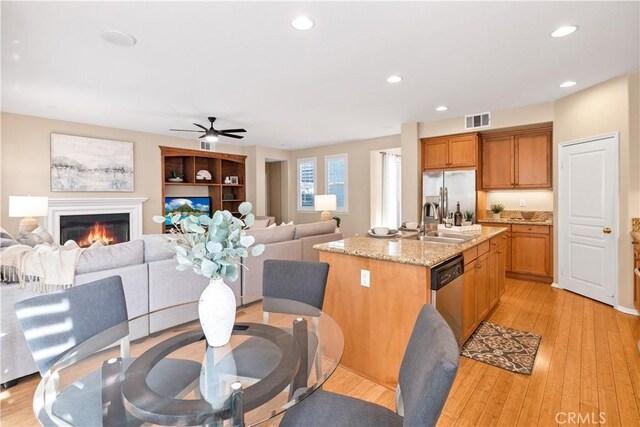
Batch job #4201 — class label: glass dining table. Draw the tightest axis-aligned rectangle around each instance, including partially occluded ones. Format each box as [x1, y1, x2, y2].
[34, 296, 344, 426]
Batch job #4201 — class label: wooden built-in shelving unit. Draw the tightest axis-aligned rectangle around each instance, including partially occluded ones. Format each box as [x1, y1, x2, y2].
[159, 146, 247, 232]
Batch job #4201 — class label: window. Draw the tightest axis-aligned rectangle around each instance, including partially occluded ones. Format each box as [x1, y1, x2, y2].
[381, 151, 401, 227]
[297, 157, 316, 211]
[326, 154, 348, 213]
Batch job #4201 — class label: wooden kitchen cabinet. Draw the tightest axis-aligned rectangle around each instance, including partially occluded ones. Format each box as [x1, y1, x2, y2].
[481, 135, 514, 188]
[497, 234, 507, 296]
[515, 131, 552, 188]
[462, 258, 478, 341]
[475, 252, 490, 321]
[422, 133, 478, 171]
[488, 235, 506, 308]
[633, 238, 640, 312]
[480, 126, 552, 190]
[511, 226, 551, 277]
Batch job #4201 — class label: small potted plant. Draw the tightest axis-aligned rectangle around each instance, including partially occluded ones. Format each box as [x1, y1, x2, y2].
[153, 202, 265, 347]
[168, 170, 184, 182]
[490, 203, 505, 220]
[464, 210, 474, 225]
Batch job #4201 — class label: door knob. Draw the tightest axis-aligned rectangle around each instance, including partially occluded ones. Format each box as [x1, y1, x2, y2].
[603, 227, 612, 234]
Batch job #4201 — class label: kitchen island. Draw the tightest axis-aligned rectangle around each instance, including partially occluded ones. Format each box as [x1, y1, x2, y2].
[314, 226, 507, 388]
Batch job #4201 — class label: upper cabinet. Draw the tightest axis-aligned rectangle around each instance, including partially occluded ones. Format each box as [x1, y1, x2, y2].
[422, 133, 478, 170]
[480, 126, 552, 190]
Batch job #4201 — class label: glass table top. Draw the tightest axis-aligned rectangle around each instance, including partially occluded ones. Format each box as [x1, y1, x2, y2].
[35, 296, 344, 426]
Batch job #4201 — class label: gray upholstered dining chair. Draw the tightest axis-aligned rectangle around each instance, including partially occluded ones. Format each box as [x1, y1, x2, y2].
[279, 304, 460, 427]
[14, 275, 201, 427]
[231, 260, 330, 386]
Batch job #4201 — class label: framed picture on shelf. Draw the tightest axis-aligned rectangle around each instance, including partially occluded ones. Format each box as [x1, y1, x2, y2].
[230, 176, 239, 185]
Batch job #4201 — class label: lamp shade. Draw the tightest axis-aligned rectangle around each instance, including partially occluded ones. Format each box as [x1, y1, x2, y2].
[9, 196, 49, 217]
[314, 194, 337, 211]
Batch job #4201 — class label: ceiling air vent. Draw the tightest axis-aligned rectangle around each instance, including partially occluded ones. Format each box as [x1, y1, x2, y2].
[465, 112, 491, 130]
[199, 140, 216, 152]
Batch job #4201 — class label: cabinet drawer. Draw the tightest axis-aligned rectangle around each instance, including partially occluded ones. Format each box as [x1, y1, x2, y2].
[478, 241, 490, 255]
[512, 224, 550, 235]
[463, 247, 478, 265]
[481, 223, 512, 231]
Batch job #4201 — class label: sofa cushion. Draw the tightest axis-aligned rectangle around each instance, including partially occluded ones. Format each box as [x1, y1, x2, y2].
[246, 224, 295, 245]
[250, 219, 271, 229]
[141, 234, 177, 262]
[294, 220, 337, 239]
[76, 240, 144, 274]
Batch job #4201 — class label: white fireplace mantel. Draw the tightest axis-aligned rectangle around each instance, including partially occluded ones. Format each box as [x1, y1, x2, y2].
[47, 197, 148, 244]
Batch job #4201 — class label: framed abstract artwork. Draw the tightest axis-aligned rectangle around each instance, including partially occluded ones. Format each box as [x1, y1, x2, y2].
[50, 133, 134, 192]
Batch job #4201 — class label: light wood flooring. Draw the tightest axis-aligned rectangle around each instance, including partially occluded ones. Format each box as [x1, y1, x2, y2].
[2, 278, 640, 426]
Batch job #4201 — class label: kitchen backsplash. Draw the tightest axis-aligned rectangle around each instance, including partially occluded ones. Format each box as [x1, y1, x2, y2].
[632, 218, 640, 232]
[484, 210, 553, 221]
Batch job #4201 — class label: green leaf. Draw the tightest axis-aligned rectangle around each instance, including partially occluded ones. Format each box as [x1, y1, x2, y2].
[240, 235, 255, 247]
[188, 223, 206, 234]
[244, 213, 254, 227]
[238, 202, 252, 216]
[206, 241, 223, 254]
[199, 215, 212, 225]
[171, 214, 182, 224]
[201, 259, 219, 278]
[224, 264, 239, 282]
[174, 245, 188, 256]
[251, 244, 265, 256]
[152, 215, 166, 224]
[212, 211, 223, 226]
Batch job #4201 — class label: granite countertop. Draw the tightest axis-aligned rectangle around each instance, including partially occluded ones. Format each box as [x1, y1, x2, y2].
[478, 218, 553, 226]
[631, 231, 640, 242]
[313, 226, 507, 268]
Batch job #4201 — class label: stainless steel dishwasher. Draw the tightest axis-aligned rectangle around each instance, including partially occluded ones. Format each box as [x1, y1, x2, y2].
[431, 255, 464, 347]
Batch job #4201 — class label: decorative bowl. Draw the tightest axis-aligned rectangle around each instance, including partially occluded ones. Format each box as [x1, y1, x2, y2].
[373, 227, 390, 236]
[521, 211, 535, 220]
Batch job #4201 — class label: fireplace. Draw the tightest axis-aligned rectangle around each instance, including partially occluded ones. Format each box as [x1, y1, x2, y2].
[60, 213, 130, 247]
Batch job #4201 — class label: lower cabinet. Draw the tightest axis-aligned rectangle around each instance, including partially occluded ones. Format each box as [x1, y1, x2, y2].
[462, 234, 507, 343]
[462, 258, 477, 340]
[511, 233, 550, 277]
[475, 252, 490, 322]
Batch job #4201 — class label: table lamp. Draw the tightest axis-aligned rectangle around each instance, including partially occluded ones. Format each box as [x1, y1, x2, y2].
[314, 194, 337, 222]
[9, 196, 49, 234]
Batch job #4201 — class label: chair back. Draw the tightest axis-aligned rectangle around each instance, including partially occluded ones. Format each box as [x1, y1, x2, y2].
[262, 260, 329, 310]
[14, 275, 128, 375]
[397, 305, 460, 426]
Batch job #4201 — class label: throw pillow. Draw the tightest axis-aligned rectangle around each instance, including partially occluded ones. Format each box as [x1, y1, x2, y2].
[0, 226, 19, 248]
[279, 221, 294, 226]
[267, 223, 277, 229]
[16, 227, 55, 247]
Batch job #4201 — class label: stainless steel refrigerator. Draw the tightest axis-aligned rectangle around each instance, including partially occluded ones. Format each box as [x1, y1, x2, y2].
[422, 170, 476, 221]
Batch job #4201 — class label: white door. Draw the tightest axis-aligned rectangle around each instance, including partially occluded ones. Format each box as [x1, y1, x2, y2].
[559, 134, 618, 305]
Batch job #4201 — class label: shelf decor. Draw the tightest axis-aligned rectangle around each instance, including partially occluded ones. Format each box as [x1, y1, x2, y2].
[153, 202, 265, 347]
[51, 133, 134, 192]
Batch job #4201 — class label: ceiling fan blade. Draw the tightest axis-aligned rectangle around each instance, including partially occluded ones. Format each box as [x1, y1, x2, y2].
[219, 128, 247, 133]
[199, 134, 207, 139]
[220, 133, 244, 139]
[193, 123, 208, 131]
[170, 129, 203, 132]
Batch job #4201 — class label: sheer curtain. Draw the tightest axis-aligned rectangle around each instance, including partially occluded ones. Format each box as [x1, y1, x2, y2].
[381, 152, 401, 228]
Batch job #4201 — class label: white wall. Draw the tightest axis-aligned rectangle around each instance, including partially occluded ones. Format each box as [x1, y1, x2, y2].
[290, 134, 401, 237]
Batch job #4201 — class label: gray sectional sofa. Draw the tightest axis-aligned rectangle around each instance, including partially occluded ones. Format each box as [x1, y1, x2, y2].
[0, 220, 341, 386]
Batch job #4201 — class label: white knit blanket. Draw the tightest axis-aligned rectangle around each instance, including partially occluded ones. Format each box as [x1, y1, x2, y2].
[0, 241, 84, 292]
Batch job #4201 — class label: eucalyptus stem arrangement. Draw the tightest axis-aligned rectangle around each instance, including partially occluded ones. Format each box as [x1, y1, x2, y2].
[153, 202, 265, 282]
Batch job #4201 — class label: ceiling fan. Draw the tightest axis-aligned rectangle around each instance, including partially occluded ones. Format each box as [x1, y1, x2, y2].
[170, 117, 246, 142]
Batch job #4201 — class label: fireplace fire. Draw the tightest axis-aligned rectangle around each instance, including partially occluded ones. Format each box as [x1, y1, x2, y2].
[59, 213, 129, 247]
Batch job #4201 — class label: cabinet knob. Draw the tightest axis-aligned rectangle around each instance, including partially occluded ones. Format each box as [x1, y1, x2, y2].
[603, 227, 612, 234]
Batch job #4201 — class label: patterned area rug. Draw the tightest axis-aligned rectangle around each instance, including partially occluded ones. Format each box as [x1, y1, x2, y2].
[461, 322, 542, 375]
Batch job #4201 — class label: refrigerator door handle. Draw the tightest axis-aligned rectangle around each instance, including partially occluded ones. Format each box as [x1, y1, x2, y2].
[439, 187, 444, 221]
[444, 187, 449, 219]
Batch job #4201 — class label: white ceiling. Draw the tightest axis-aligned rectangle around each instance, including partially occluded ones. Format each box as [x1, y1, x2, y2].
[2, 2, 639, 149]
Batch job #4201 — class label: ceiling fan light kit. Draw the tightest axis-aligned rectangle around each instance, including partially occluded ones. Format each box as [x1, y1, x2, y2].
[169, 116, 246, 143]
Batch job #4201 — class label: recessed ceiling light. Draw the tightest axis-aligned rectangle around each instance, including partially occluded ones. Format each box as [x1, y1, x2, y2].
[11, 53, 20, 61]
[291, 16, 314, 31]
[386, 75, 402, 84]
[551, 25, 577, 38]
[100, 29, 137, 47]
[560, 80, 577, 88]
[12, 40, 20, 44]
[436, 106, 448, 112]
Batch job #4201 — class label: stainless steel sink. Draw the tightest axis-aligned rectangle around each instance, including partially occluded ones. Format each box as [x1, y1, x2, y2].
[403, 231, 480, 244]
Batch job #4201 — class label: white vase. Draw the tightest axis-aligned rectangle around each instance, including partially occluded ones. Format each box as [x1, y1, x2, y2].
[199, 276, 236, 347]
[493, 213, 501, 220]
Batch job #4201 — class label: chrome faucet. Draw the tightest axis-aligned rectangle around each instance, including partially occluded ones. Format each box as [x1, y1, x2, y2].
[422, 200, 440, 234]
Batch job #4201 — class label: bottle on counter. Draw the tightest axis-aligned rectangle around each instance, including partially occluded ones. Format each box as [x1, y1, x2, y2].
[454, 202, 463, 227]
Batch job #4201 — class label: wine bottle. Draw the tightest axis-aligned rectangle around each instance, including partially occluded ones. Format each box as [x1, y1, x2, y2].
[454, 202, 463, 227]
